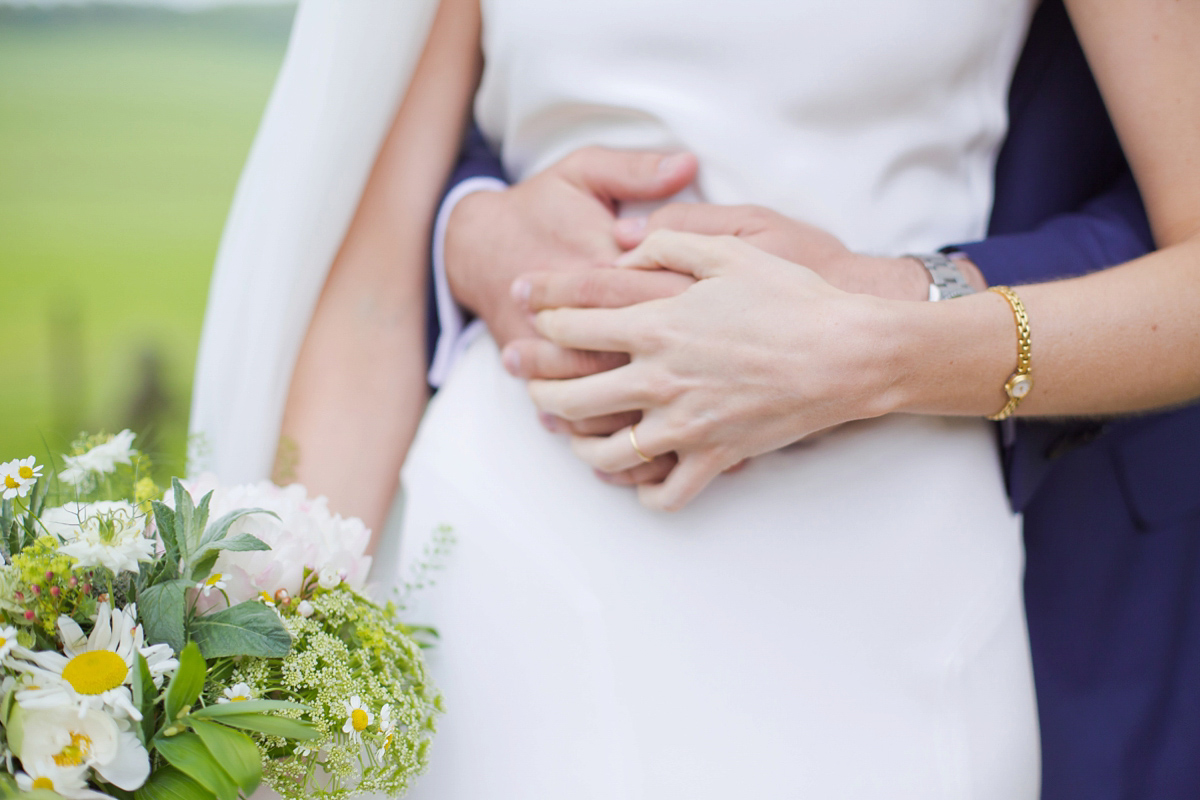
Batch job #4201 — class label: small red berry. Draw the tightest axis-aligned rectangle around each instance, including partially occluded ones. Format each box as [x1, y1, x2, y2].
[49, 586, 61, 598]
[24, 610, 35, 621]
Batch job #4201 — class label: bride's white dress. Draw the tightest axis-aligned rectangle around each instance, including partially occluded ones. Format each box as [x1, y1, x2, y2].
[398, 0, 1039, 797]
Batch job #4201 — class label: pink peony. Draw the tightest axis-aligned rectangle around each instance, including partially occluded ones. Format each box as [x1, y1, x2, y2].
[176, 475, 372, 607]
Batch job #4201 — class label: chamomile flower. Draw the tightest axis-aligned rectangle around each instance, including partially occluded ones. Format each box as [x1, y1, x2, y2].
[0, 624, 19, 661]
[1, 457, 41, 500]
[15, 760, 105, 799]
[217, 682, 256, 704]
[341, 696, 373, 741]
[377, 703, 396, 756]
[196, 573, 227, 597]
[293, 743, 315, 759]
[12, 602, 178, 719]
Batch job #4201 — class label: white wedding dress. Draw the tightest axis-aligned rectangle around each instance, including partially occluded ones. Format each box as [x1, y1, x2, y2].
[396, 0, 1040, 797]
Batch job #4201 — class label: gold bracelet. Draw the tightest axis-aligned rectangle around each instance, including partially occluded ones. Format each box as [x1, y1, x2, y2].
[987, 286, 1033, 422]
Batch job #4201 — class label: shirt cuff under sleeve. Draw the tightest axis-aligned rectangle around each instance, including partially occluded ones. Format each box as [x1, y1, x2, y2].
[428, 176, 509, 388]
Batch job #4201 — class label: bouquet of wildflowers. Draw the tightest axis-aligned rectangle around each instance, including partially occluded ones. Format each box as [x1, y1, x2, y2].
[0, 433, 440, 800]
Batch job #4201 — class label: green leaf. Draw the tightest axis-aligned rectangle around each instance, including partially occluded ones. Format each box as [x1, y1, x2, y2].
[189, 699, 308, 718]
[188, 551, 220, 585]
[135, 766, 215, 800]
[131, 652, 157, 743]
[139, 579, 191, 653]
[165, 642, 206, 722]
[152, 500, 180, 570]
[203, 713, 319, 740]
[153, 733, 238, 800]
[172, 479, 197, 561]
[190, 601, 291, 659]
[189, 532, 271, 582]
[208, 532, 270, 552]
[188, 719, 262, 794]
[192, 490, 212, 544]
[196, 508, 275, 554]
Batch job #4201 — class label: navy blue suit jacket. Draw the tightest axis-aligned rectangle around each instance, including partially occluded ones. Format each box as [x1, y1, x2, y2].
[431, 1, 1200, 796]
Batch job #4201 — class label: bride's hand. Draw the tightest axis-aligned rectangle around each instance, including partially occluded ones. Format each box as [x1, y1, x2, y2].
[527, 231, 901, 511]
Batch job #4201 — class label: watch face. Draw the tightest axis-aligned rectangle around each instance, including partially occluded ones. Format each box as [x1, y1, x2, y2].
[1008, 374, 1033, 398]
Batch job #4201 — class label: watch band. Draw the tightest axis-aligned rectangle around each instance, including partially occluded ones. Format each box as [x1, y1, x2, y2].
[986, 285, 1034, 421]
[905, 252, 976, 301]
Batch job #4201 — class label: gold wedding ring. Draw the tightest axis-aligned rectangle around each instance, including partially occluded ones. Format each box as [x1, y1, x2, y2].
[629, 425, 654, 464]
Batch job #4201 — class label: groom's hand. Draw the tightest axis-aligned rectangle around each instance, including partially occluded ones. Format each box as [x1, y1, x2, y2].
[612, 203, 986, 300]
[443, 147, 698, 347]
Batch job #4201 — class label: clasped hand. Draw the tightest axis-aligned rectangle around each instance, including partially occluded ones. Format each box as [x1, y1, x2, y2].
[519, 232, 900, 511]
[444, 147, 936, 510]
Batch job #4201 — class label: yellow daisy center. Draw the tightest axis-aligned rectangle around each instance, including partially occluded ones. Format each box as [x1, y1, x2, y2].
[0, 637, 7, 648]
[230, 694, 249, 702]
[62, 650, 128, 695]
[53, 732, 94, 768]
[204, 573, 224, 587]
[32, 777, 54, 791]
[351, 709, 369, 732]
[3, 475, 17, 490]
[18, 465, 34, 480]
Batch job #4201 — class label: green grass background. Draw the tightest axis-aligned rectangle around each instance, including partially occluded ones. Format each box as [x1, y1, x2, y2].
[0, 5, 294, 476]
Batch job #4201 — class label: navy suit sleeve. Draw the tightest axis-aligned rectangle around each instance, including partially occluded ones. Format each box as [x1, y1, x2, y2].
[444, 124, 508, 188]
[425, 125, 509, 368]
[957, 170, 1154, 288]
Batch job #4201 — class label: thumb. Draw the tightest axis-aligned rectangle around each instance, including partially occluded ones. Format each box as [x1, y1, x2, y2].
[559, 147, 697, 205]
[614, 230, 738, 280]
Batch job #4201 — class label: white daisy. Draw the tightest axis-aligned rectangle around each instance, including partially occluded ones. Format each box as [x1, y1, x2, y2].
[1, 457, 42, 500]
[217, 682, 256, 704]
[19, 706, 150, 792]
[12, 603, 178, 720]
[0, 625, 20, 662]
[15, 760, 106, 800]
[341, 696, 373, 742]
[58, 430, 136, 488]
[195, 573, 227, 597]
[377, 703, 396, 757]
[42, 502, 155, 574]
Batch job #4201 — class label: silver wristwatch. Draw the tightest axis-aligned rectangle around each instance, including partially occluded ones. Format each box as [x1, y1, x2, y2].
[905, 252, 977, 301]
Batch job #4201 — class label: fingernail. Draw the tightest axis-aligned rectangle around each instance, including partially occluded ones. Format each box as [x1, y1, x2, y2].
[539, 412, 562, 433]
[594, 468, 615, 483]
[501, 345, 521, 375]
[615, 216, 647, 239]
[658, 153, 688, 177]
[511, 279, 532, 307]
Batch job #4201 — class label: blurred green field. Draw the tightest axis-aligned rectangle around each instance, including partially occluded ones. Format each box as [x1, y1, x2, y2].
[0, 5, 294, 476]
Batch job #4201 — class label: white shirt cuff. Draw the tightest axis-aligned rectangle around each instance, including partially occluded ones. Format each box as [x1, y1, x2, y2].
[428, 176, 509, 387]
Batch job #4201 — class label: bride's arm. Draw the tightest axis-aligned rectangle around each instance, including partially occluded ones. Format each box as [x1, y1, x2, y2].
[278, 0, 480, 533]
[893, 0, 1200, 418]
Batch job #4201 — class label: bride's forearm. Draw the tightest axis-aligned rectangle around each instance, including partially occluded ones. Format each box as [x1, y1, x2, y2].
[278, 0, 481, 536]
[882, 236, 1200, 420]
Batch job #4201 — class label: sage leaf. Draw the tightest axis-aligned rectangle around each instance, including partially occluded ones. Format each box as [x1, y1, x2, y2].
[190, 601, 291, 659]
[139, 579, 191, 653]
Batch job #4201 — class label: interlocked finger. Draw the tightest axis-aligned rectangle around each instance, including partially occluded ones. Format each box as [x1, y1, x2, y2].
[528, 365, 651, 420]
[570, 422, 673, 473]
